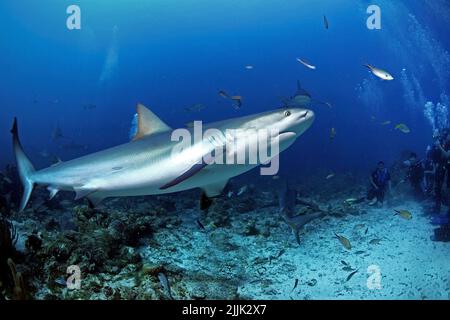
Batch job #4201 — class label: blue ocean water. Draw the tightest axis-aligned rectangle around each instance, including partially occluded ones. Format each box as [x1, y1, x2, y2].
[0, 0, 449, 177]
[1, 0, 450, 302]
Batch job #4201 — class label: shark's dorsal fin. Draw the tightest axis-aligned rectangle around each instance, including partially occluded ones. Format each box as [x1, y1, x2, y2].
[132, 103, 171, 141]
[50, 157, 63, 167]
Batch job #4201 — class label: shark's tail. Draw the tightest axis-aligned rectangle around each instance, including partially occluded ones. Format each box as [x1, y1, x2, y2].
[11, 118, 35, 212]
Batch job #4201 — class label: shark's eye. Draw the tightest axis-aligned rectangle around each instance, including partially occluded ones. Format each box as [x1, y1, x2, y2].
[284, 110, 291, 117]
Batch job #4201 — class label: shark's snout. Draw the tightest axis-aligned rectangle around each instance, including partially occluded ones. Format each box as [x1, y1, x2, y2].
[292, 109, 314, 134]
[301, 109, 314, 121]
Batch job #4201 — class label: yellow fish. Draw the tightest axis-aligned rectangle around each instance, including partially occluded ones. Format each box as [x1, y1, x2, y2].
[394, 209, 412, 220]
[395, 123, 410, 133]
[334, 233, 351, 250]
[381, 120, 391, 126]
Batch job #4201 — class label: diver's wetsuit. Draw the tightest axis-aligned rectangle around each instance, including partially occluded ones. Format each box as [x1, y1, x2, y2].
[431, 143, 450, 213]
[406, 160, 425, 200]
[423, 157, 435, 195]
[367, 168, 391, 204]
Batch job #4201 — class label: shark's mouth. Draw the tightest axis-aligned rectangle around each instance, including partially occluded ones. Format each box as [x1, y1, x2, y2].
[278, 131, 297, 139]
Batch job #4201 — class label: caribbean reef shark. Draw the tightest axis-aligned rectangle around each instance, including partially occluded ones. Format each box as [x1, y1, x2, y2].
[282, 80, 331, 108]
[278, 181, 325, 244]
[12, 104, 314, 212]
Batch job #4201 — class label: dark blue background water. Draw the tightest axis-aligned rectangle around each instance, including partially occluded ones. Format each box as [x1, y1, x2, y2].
[1, 0, 449, 178]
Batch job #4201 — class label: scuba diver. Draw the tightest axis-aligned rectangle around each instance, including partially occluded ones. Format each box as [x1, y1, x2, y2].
[367, 161, 392, 206]
[424, 145, 436, 195]
[430, 128, 450, 225]
[402, 152, 425, 200]
[423, 128, 450, 242]
[431, 129, 450, 220]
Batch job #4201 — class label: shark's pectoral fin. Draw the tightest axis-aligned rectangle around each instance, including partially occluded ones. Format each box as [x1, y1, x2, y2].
[132, 103, 172, 141]
[160, 159, 210, 190]
[74, 187, 98, 200]
[159, 154, 216, 190]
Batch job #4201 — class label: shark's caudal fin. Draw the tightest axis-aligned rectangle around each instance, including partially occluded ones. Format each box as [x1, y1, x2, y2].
[11, 118, 36, 212]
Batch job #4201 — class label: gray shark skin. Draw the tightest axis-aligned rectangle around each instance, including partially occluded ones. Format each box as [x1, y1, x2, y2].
[282, 80, 313, 108]
[12, 104, 314, 212]
[278, 181, 324, 244]
[282, 80, 330, 109]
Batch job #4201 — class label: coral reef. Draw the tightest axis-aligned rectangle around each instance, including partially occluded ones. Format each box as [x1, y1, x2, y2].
[0, 218, 20, 298]
[0, 171, 448, 300]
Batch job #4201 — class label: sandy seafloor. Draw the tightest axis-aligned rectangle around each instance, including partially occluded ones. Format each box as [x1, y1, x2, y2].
[141, 201, 450, 300]
[3, 173, 450, 300]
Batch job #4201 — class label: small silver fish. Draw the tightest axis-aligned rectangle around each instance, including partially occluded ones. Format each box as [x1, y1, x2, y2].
[196, 219, 205, 230]
[291, 278, 299, 292]
[3, 176, 12, 184]
[237, 185, 248, 196]
[54, 277, 67, 287]
[364, 64, 394, 81]
[297, 58, 316, 70]
[326, 173, 335, 180]
[346, 269, 359, 282]
[157, 272, 174, 300]
[323, 15, 329, 30]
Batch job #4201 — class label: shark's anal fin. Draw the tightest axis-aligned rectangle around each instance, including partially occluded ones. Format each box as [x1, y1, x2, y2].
[74, 187, 97, 201]
[132, 103, 172, 141]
